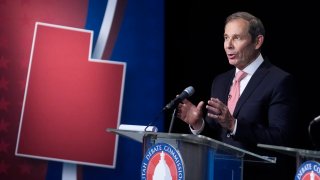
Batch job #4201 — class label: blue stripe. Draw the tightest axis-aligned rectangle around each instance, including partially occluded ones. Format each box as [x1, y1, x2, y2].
[84, 0, 109, 50]
[46, 161, 62, 180]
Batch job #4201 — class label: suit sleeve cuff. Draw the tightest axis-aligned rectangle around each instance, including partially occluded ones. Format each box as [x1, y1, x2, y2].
[189, 119, 205, 135]
[227, 119, 237, 137]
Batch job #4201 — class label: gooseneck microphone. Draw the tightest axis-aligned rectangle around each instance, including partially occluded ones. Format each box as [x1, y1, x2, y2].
[163, 86, 195, 111]
[144, 86, 195, 132]
[165, 86, 195, 133]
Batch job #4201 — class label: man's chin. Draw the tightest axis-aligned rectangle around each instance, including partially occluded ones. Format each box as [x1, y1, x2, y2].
[228, 59, 237, 65]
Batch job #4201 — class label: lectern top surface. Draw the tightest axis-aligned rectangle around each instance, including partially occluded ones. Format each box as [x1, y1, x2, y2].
[107, 128, 277, 163]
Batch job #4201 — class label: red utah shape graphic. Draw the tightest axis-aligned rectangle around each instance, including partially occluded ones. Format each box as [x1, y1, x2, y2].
[16, 22, 126, 168]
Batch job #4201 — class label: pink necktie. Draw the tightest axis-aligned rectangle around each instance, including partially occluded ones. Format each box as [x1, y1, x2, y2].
[228, 71, 247, 115]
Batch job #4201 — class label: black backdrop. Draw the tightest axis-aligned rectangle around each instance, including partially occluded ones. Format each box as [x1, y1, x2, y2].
[164, 1, 320, 150]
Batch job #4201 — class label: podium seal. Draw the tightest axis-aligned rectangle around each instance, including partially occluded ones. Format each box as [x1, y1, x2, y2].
[295, 160, 320, 180]
[141, 142, 185, 180]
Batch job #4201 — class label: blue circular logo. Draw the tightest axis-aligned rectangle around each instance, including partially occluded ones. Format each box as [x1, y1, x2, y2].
[295, 160, 320, 180]
[141, 142, 185, 180]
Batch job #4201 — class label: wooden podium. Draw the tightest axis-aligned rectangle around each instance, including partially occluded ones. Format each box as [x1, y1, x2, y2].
[107, 128, 276, 180]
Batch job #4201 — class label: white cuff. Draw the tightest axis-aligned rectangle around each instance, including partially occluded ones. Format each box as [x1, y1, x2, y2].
[229, 119, 237, 136]
[189, 119, 205, 135]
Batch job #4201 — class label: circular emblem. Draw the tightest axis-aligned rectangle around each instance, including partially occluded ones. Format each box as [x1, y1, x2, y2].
[295, 160, 320, 180]
[141, 142, 185, 180]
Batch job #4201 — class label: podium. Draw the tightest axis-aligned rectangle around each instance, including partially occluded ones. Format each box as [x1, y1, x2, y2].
[258, 144, 320, 170]
[107, 128, 276, 180]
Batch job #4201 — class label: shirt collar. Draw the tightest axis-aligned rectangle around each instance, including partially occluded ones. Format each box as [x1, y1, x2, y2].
[236, 53, 264, 75]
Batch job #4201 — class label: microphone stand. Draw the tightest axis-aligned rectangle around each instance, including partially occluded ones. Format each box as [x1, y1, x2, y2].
[144, 107, 177, 133]
[144, 110, 162, 132]
[308, 115, 320, 149]
[168, 108, 177, 133]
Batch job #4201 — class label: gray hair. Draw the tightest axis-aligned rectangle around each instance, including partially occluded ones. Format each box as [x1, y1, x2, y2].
[225, 11, 265, 42]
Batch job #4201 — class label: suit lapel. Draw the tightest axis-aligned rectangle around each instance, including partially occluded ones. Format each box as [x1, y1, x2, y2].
[222, 70, 235, 104]
[233, 61, 271, 116]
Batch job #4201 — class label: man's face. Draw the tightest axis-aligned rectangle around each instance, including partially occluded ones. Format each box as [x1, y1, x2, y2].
[224, 18, 258, 69]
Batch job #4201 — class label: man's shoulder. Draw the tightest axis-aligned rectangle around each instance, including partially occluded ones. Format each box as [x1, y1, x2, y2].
[260, 59, 292, 78]
[267, 64, 292, 78]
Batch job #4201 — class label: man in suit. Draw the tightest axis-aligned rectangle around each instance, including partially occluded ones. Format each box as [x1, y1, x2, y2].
[176, 11, 298, 179]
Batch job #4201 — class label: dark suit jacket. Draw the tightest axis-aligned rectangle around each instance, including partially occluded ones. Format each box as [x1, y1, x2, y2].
[201, 59, 299, 179]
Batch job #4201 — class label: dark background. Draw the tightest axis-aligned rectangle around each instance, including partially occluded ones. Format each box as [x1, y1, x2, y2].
[164, 1, 320, 150]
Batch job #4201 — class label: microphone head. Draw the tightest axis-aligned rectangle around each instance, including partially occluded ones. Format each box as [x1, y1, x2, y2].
[314, 115, 320, 122]
[163, 86, 195, 111]
[184, 86, 195, 97]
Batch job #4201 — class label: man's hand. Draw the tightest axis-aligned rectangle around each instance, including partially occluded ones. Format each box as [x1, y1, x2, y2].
[176, 99, 205, 130]
[206, 98, 235, 131]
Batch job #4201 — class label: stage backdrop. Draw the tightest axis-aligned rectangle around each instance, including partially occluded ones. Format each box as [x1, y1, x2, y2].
[0, 0, 164, 179]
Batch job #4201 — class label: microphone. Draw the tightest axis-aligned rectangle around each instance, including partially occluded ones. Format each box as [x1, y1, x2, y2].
[314, 115, 320, 122]
[145, 86, 195, 132]
[163, 86, 195, 111]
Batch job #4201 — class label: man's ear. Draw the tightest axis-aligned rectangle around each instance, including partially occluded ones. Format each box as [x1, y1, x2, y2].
[255, 35, 264, 49]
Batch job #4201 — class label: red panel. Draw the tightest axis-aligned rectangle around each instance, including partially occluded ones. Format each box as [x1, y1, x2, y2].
[16, 23, 125, 168]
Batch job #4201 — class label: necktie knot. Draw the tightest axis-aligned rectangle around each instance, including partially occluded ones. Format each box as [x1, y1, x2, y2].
[235, 71, 247, 82]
